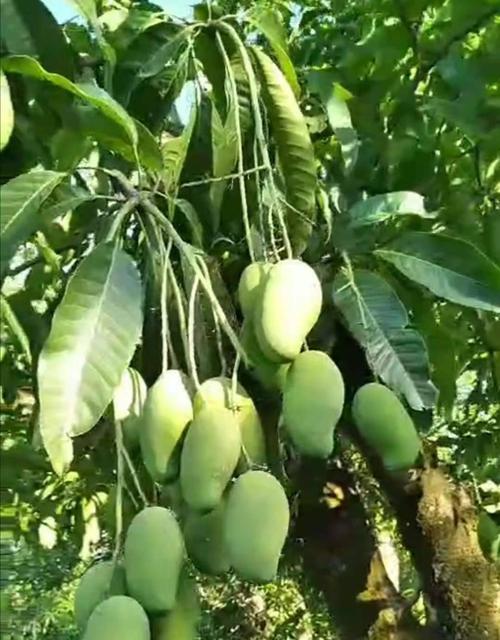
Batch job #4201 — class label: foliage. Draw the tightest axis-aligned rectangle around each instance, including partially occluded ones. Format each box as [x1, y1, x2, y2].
[1, 0, 499, 637]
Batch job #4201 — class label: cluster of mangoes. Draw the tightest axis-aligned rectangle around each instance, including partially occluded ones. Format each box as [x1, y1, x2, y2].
[75, 258, 432, 639]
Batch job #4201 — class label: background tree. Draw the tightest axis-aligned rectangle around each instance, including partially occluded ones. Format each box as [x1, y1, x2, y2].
[1, 0, 499, 638]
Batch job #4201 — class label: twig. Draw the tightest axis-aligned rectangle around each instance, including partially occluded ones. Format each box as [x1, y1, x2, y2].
[161, 238, 173, 372]
[180, 165, 267, 189]
[187, 274, 201, 390]
[167, 259, 191, 371]
[121, 443, 148, 508]
[113, 420, 124, 562]
[197, 256, 227, 376]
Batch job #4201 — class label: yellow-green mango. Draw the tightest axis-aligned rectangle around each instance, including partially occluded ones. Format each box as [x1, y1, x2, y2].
[151, 574, 200, 640]
[255, 259, 322, 362]
[82, 595, 149, 640]
[194, 376, 266, 467]
[238, 262, 272, 319]
[240, 320, 290, 391]
[180, 407, 241, 511]
[74, 560, 126, 630]
[183, 500, 230, 575]
[352, 383, 422, 471]
[282, 350, 344, 458]
[124, 506, 185, 613]
[113, 367, 147, 450]
[478, 512, 500, 563]
[140, 370, 193, 482]
[0, 71, 14, 151]
[224, 470, 289, 583]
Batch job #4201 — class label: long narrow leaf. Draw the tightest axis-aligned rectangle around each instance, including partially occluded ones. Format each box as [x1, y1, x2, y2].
[333, 268, 437, 410]
[38, 243, 142, 474]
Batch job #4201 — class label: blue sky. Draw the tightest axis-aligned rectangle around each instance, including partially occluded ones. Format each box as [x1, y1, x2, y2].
[42, 0, 193, 22]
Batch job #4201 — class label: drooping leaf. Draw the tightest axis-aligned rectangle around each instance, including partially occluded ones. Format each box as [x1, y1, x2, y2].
[0, 170, 65, 278]
[77, 107, 163, 171]
[333, 268, 437, 410]
[0, 71, 14, 151]
[1, 0, 74, 78]
[376, 232, 500, 312]
[210, 104, 239, 227]
[136, 27, 189, 79]
[307, 69, 358, 172]
[37, 243, 142, 475]
[175, 200, 204, 248]
[249, 5, 300, 97]
[349, 192, 436, 227]
[162, 107, 196, 192]
[2, 56, 137, 148]
[253, 47, 316, 255]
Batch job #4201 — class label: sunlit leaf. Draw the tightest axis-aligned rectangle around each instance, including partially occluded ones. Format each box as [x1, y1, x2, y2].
[377, 233, 500, 312]
[38, 243, 142, 475]
[349, 192, 436, 227]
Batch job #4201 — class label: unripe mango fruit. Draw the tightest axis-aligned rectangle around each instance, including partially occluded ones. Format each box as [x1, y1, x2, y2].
[180, 407, 241, 511]
[151, 574, 200, 640]
[184, 500, 230, 575]
[240, 320, 290, 391]
[255, 259, 322, 361]
[140, 370, 193, 482]
[82, 595, 149, 640]
[0, 71, 14, 151]
[74, 560, 126, 630]
[352, 383, 422, 471]
[224, 470, 289, 583]
[194, 376, 266, 467]
[113, 367, 147, 449]
[282, 351, 344, 457]
[124, 506, 185, 613]
[238, 262, 272, 319]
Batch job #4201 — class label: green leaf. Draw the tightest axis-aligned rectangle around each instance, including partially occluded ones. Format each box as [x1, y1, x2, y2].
[77, 107, 163, 171]
[307, 70, 358, 172]
[333, 268, 437, 410]
[37, 243, 143, 475]
[0, 71, 14, 151]
[249, 6, 300, 97]
[162, 107, 196, 192]
[376, 233, 500, 312]
[253, 47, 316, 254]
[0, 294, 32, 364]
[210, 104, 239, 227]
[1, 0, 74, 78]
[136, 28, 189, 79]
[175, 200, 204, 248]
[0, 170, 65, 278]
[2, 56, 137, 148]
[349, 192, 436, 227]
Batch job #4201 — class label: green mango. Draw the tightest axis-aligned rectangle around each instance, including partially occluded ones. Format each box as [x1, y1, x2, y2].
[113, 367, 147, 450]
[124, 506, 185, 613]
[180, 407, 241, 511]
[140, 370, 193, 482]
[224, 470, 289, 583]
[478, 512, 500, 563]
[282, 350, 344, 458]
[240, 320, 290, 391]
[0, 71, 14, 151]
[352, 383, 422, 471]
[194, 376, 266, 468]
[184, 500, 230, 575]
[255, 259, 322, 362]
[237, 262, 272, 320]
[82, 595, 149, 640]
[151, 574, 200, 640]
[74, 560, 126, 630]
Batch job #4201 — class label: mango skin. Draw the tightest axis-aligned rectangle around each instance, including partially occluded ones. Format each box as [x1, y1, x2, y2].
[224, 470, 289, 583]
[240, 320, 290, 391]
[113, 367, 147, 450]
[0, 71, 14, 151]
[478, 512, 500, 564]
[180, 407, 241, 511]
[74, 560, 126, 630]
[194, 376, 266, 468]
[140, 370, 193, 482]
[282, 351, 344, 458]
[238, 262, 272, 320]
[352, 383, 422, 471]
[82, 595, 149, 640]
[151, 574, 200, 640]
[183, 500, 230, 575]
[255, 259, 322, 362]
[124, 507, 185, 613]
